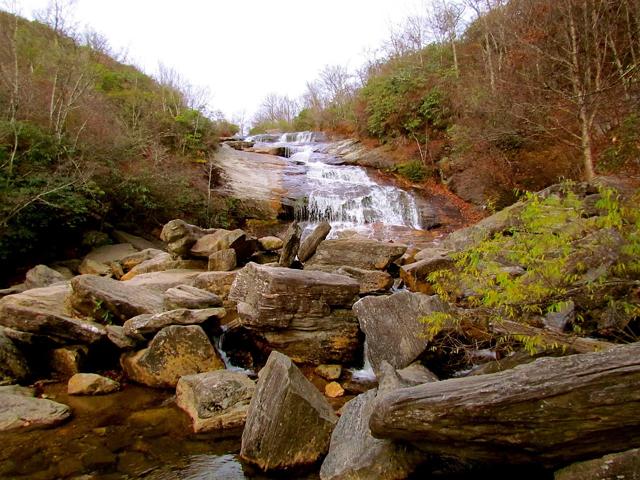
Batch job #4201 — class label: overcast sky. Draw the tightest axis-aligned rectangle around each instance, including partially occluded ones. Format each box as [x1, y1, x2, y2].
[14, 0, 422, 122]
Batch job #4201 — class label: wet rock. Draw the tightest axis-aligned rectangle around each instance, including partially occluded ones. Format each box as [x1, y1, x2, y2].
[120, 253, 206, 281]
[194, 271, 238, 300]
[112, 230, 159, 251]
[105, 325, 141, 350]
[49, 345, 88, 377]
[298, 222, 331, 262]
[121, 325, 224, 388]
[68, 373, 120, 395]
[319, 389, 424, 480]
[160, 219, 216, 257]
[79, 243, 138, 275]
[325, 382, 345, 398]
[278, 221, 302, 267]
[258, 236, 283, 251]
[0, 392, 71, 431]
[336, 266, 393, 295]
[120, 248, 165, 271]
[163, 284, 222, 310]
[241, 351, 338, 471]
[554, 448, 640, 480]
[0, 284, 105, 344]
[305, 239, 407, 271]
[123, 308, 225, 337]
[176, 370, 255, 432]
[24, 265, 66, 290]
[70, 275, 164, 323]
[192, 229, 257, 262]
[316, 364, 342, 381]
[0, 330, 29, 384]
[229, 263, 361, 364]
[353, 291, 447, 374]
[208, 249, 237, 271]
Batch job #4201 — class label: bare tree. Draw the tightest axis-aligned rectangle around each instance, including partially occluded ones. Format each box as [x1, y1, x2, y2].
[428, 0, 466, 76]
[34, 0, 78, 37]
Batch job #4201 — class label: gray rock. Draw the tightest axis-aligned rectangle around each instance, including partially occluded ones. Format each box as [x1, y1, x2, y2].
[241, 351, 338, 471]
[543, 300, 575, 332]
[24, 265, 66, 290]
[306, 239, 407, 271]
[123, 308, 225, 337]
[258, 236, 283, 251]
[0, 284, 105, 344]
[105, 325, 141, 350]
[68, 373, 120, 395]
[176, 370, 255, 432]
[229, 263, 361, 364]
[278, 221, 302, 267]
[0, 330, 29, 384]
[298, 222, 331, 262]
[0, 385, 35, 396]
[70, 275, 164, 323]
[336, 266, 393, 294]
[121, 325, 225, 388]
[163, 284, 222, 310]
[397, 362, 439, 385]
[377, 361, 438, 392]
[0, 393, 71, 432]
[120, 252, 206, 281]
[160, 219, 216, 257]
[353, 291, 447, 374]
[208, 248, 237, 271]
[320, 389, 423, 480]
[554, 448, 640, 480]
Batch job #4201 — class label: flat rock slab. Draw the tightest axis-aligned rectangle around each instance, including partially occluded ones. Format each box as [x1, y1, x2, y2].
[120, 248, 166, 271]
[123, 307, 225, 337]
[176, 370, 255, 432]
[163, 285, 222, 310]
[0, 393, 71, 432]
[353, 291, 447, 374]
[0, 284, 105, 344]
[241, 351, 338, 471]
[120, 253, 206, 281]
[70, 275, 165, 323]
[305, 239, 407, 271]
[123, 269, 202, 291]
[555, 448, 640, 480]
[336, 266, 393, 295]
[320, 389, 423, 480]
[370, 342, 640, 466]
[121, 325, 224, 388]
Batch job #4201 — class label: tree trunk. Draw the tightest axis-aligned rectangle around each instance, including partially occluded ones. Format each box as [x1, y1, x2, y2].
[370, 342, 640, 466]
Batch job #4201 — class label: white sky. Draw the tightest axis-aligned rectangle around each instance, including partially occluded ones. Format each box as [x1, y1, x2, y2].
[14, 0, 422, 122]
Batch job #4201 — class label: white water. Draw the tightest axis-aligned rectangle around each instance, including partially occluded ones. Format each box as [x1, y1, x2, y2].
[250, 131, 423, 237]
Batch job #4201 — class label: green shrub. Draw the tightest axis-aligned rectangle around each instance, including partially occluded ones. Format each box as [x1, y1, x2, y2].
[396, 160, 429, 182]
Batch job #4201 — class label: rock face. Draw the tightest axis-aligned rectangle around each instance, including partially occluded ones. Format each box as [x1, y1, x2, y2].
[353, 291, 447, 374]
[320, 390, 423, 480]
[121, 325, 224, 388]
[0, 284, 105, 344]
[305, 239, 407, 271]
[67, 373, 120, 395]
[70, 275, 164, 323]
[298, 222, 331, 262]
[160, 219, 215, 257]
[163, 285, 222, 310]
[369, 342, 640, 466]
[278, 221, 302, 267]
[241, 351, 338, 471]
[0, 330, 29, 384]
[229, 263, 361, 364]
[123, 308, 225, 337]
[0, 392, 71, 432]
[176, 370, 255, 432]
[554, 448, 640, 480]
[24, 265, 66, 290]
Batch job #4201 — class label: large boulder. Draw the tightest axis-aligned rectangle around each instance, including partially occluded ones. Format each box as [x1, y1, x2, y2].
[121, 325, 224, 388]
[258, 236, 283, 251]
[24, 265, 66, 290]
[208, 249, 237, 271]
[0, 392, 71, 432]
[0, 284, 105, 344]
[278, 221, 302, 267]
[336, 266, 393, 295]
[67, 373, 120, 395]
[229, 263, 361, 364]
[400, 249, 454, 294]
[120, 252, 206, 281]
[70, 275, 164, 323]
[160, 219, 216, 257]
[123, 307, 225, 337]
[241, 351, 338, 471]
[298, 222, 331, 262]
[176, 370, 255, 432]
[305, 239, 407, 271]
[0, 330, 29, 384]
[320, 389, 424, 480]
[353, 291, 447, 374]
[120, 248, 165, 271]
[191, 229, 257, 262]
[163, 285, 222, 310]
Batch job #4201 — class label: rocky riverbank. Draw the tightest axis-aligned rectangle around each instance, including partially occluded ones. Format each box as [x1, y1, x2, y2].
[0, 178, 639, 479]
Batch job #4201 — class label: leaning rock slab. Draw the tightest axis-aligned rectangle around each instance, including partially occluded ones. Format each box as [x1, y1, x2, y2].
[68, 373, 120, 395]
[176, 370, 255, 432]
[353, 291, 447, 374]
[306, 239, 407, 271]
[320, 389, 423, 480]
[241, 351, 338, 471]
[123, 269, 202, 292]
[163, 285, 222, 310]
[121, 325, 224, 388]
[70, 275, 164, 323]
[0, 284, 105, 344]
[0, 393, 71, 432]
[208, 248, 237, 271]
[298, 222, 331, 262]
[123, 307, 225, 337]
[278, 221, 301, 267]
